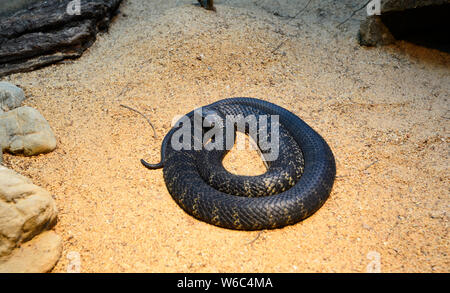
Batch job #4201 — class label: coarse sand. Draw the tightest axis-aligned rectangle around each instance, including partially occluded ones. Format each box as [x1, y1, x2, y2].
[1, 0, 449, 272]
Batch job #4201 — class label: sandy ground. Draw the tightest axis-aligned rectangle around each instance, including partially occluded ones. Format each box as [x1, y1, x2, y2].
[1, 0, 449, 273]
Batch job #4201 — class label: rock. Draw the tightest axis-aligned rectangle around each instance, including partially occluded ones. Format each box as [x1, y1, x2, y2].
[359, 16, 395, 46]
[0, 231, 62, 273]
[0, 165, 58, 260]
[0, 106, 57, 156]
[359, 0, 450, 47]
[0, 82, 26, 112]
[0, 0, 123, 77]
[380, 0, 450, 13]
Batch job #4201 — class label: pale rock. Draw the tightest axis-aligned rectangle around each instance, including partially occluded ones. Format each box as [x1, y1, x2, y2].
[0, 231, 62, 273]
[0, 166, 58, 260]
[0, 106, 57, 157]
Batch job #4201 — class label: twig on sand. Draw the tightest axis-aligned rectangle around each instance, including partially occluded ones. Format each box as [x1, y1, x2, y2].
[336, 159, 379, 179]
[115, 83, 131, 99]
[120, 104, 157, 138]
[336, 0, 372, 28]
[271, 0, 312, 54]
[335, 174, 351, 179]
[361, 159, 378, 172]
[247, 231, 263, 246]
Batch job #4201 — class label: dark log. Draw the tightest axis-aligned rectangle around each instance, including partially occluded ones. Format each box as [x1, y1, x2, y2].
[0, 0, 123, 77]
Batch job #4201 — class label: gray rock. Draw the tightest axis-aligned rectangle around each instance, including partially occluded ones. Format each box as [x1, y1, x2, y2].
[0, 165, 58, 260]
[0, 82, 26, 112]
[0, 106, 57, 156]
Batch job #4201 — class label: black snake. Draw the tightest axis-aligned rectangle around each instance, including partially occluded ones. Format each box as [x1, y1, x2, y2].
[142, 97, 336, 230]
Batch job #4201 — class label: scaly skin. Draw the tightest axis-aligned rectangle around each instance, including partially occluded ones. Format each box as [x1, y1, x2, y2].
[142, 97, 336, 230]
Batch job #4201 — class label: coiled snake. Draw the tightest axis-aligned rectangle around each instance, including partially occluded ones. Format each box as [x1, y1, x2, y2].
[142, 97, 335, 230]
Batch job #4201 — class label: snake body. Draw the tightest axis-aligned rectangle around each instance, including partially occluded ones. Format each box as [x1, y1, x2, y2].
[142, 97, 336, 230]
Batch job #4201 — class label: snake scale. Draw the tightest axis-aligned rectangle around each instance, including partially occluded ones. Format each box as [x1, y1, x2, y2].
[142, 97, 336, 230]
